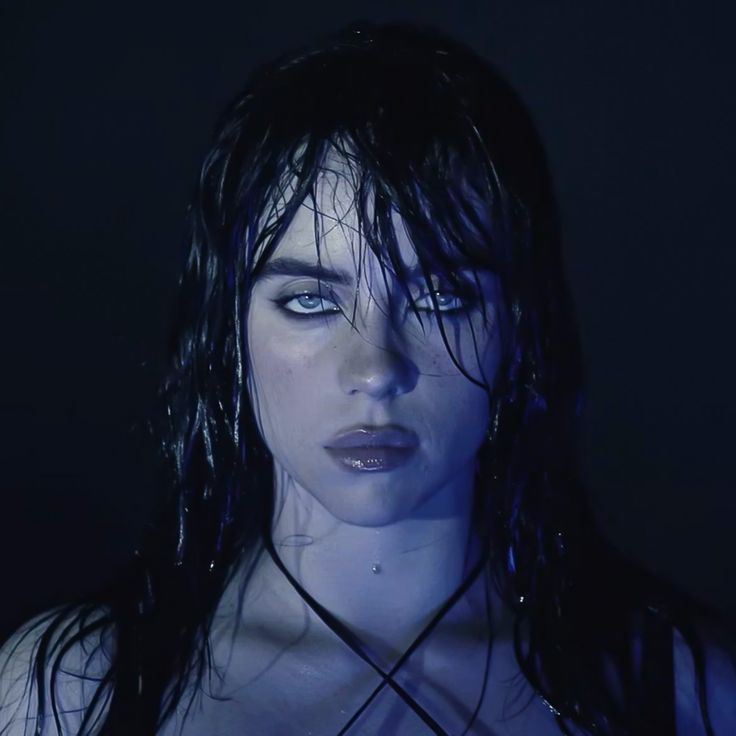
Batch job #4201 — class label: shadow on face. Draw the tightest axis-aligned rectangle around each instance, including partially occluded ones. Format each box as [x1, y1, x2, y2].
[245, 155, 504, 526]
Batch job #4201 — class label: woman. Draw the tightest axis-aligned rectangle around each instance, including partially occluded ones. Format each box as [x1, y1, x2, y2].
[1, 20, 734, 736]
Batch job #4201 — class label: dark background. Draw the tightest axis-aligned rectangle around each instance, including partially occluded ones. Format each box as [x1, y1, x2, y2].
[1, 0, 734, 642]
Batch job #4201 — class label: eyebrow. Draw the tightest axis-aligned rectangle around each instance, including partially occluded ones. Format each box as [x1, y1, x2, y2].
[254, 256, 481, 285]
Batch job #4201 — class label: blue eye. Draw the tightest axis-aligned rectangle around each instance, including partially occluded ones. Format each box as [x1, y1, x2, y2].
[274, 287, 478, 320]
[414, 291, 471, 314]
[276, 292, 342, 317]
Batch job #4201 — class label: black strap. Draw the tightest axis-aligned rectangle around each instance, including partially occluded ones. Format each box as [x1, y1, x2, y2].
[261, 516, 489, 735]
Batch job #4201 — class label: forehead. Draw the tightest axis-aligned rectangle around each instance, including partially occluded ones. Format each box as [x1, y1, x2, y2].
[260, 156, 490, 290]
[271, 163, 416, 275]
[250, 139, 505, 302]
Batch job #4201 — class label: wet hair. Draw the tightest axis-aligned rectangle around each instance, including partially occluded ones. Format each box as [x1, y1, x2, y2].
[3, 19, 726, 736]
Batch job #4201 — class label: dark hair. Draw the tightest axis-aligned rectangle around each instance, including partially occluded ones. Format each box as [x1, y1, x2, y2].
[4, 19, 725, 736]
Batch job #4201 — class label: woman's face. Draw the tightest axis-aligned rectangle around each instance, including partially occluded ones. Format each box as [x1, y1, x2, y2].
[246, 166, 503, 527]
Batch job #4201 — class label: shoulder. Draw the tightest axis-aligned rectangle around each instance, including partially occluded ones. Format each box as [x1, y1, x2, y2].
[0, 606, 114, 736]
[674, 621, 736, 735]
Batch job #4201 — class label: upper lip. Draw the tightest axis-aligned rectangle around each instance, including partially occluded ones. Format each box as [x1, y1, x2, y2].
[325, 424, 419, 449]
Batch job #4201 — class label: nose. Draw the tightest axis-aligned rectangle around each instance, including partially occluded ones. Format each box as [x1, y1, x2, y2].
[337, 296, 418, 400]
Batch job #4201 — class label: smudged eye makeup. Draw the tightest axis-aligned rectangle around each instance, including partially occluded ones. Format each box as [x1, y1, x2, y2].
[271, 281, 480, 320]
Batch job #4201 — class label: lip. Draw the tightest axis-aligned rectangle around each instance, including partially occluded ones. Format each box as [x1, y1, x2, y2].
[324, 446, 417, 472]
[324, 424, 419, 449]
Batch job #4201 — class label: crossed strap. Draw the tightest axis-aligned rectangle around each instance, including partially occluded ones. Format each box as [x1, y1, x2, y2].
[261, 519, 491, 735]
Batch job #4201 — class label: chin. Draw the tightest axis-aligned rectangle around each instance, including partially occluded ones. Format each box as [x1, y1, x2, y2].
[319, 487, 423, 528]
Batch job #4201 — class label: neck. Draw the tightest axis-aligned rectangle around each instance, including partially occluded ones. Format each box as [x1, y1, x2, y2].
[252, 460, 487, 665]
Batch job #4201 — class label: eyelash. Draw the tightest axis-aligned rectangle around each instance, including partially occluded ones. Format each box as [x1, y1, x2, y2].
[274, 288, 478, 320]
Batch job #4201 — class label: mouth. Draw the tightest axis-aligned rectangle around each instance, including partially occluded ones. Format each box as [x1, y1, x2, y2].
[324, 424, 419, 450]
[324, 445, 417, 472]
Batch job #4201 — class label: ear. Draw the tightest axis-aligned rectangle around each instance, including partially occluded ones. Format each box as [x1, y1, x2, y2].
[674, 624, 736, 735]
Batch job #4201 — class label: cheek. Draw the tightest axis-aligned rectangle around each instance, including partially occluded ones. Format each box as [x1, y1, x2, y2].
[248, 332, 324, 442]
[423, 336, 497, 450]
[435, 379, 489, 436]
[431, 325, 501, 398]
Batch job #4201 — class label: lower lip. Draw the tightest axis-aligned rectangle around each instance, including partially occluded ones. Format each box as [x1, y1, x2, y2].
[324, 446, 417, 472]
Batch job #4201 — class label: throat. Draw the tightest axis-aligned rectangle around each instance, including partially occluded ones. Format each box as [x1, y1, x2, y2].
[259, 523, 490, 671]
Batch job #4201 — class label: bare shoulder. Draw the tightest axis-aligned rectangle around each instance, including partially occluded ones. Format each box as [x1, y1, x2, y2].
[674, 621, 736, 735]
[0, 606, 113, 736]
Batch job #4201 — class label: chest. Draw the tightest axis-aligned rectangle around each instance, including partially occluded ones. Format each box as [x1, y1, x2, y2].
[158, 633, 567, 736]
